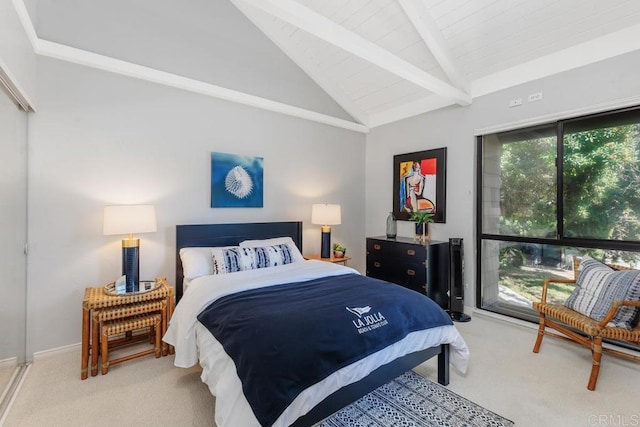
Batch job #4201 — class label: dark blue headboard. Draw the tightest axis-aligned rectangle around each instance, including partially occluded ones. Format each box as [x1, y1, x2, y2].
[175, 221, 303, 301]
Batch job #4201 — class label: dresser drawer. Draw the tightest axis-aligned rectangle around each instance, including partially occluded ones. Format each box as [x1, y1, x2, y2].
[366, 257, 426, 294]
[366, 236, 449, 309]
[366, 239, 426, 262]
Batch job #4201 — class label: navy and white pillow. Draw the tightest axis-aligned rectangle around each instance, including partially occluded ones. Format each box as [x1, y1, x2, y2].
[565, 256, 640, 329]
[241, 244, 296, 270]
[179, 238, 304, 281]
[210, 247, 245, 275]
[239, 237, 305, 263]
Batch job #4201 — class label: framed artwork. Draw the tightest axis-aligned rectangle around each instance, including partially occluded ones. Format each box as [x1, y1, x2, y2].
[392, 147, 447, 223]
[211, 152, 264, 208]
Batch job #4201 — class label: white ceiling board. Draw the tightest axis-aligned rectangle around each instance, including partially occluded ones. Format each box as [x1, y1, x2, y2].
[446, 0, 640, 80]
[368, 94, 456, 128]
[230, 0, 369, 125]
[18, 0, 640, 130]
[398, 0, 466, 89]
[356, 80, 429, 111]
[470, 22, 640, 98]
[236, 0, 471, 106]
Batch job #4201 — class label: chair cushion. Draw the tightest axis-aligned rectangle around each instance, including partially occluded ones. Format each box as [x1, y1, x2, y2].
[564, 256, 640, 329]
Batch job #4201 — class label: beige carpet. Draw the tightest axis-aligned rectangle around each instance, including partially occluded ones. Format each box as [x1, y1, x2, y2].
[0, 368, 15, 397]
[4, 351, 215, 427]
[4, 313, 639, 427]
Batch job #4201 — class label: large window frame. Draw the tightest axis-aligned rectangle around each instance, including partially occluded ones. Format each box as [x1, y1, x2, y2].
[476, 106, 640, 322]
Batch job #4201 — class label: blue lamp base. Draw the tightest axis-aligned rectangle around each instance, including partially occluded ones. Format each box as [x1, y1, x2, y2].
[320, 226, 331, 258]
[122, 239, 140, 293]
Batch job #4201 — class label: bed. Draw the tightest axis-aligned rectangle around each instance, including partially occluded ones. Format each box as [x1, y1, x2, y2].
[164, 221, 469, 427]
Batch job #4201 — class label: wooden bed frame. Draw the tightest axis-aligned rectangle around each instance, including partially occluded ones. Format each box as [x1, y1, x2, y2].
[175, 221, 450, 426]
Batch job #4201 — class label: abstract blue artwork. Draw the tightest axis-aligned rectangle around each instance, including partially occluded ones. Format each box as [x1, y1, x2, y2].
[211, 152, 264, 208]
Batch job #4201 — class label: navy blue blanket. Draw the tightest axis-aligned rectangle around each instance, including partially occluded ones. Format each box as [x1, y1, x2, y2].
[197, 273, 452, 427]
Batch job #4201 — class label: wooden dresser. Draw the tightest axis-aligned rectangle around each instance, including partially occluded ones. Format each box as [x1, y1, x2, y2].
[366, 236, 449, 309]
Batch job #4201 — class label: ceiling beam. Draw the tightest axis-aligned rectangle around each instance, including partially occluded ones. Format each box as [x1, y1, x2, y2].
[397, 0, 467, 91]
[236, 0, 471, 106]
[35, 39, 369, 133]
[470, 21, 640, 98]
[230, 0, 370, 126]
[10, 0, 367, 133]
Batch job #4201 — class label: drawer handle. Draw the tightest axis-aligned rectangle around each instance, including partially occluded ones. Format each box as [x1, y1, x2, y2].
[407, 269, 415, 276]
[373, 244, 381, 250]
[407, 249, 415, 256]
[374, 262, 381, 268]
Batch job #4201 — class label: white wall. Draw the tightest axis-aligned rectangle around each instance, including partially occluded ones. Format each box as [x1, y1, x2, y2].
[27, 57, 365, 354]
[365, 50, 640, 309]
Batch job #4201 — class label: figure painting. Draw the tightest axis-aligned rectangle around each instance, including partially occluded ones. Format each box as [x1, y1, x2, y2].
[393, 148, 447, 223]
[211, 152, 264, 208]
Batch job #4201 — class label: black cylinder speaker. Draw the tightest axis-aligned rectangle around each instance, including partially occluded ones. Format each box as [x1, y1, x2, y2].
[449, 238, 471, 322]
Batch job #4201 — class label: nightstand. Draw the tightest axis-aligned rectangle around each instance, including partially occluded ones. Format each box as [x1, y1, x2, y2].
[81, 278, 174, 379]
[305, 254, 352, 266]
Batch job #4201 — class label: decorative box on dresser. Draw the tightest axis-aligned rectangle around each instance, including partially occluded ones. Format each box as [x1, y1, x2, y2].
[366, 236, 449, 310]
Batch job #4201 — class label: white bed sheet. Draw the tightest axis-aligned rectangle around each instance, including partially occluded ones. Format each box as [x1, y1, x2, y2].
[163, 260, 469, 427]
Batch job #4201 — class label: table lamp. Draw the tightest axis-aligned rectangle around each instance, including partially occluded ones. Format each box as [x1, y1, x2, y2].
[103, 205, 157, 293]
[311, 204, 341, 258]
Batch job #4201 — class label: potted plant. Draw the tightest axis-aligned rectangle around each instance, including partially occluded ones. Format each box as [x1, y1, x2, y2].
[333, 243, 346, 258]
[409, 211, 435, 243]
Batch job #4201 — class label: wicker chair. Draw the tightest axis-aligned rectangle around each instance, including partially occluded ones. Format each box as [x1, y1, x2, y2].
[532, 259, 640, 390]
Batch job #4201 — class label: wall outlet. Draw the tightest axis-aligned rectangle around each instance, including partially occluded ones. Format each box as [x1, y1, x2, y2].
[528, 92, 543, 102]
[509, 98, 522, 108]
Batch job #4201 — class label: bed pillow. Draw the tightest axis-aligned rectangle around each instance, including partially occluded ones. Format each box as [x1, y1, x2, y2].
[180, 246, 244, 279]
[210, 247, 247, 275]
[210, 246, 297, 274]
[240, 244, 296, 270]
[564, 256, 640, 329]
[179, 247, 215, 280]
[239, 237, 304, 262]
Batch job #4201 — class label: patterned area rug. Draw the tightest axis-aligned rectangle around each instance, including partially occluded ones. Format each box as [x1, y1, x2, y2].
[317, 370, 514, 427]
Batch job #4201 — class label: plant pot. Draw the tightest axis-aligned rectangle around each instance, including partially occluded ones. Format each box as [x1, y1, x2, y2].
[414, 223, 432, 243]
[333, 250, 345, 258]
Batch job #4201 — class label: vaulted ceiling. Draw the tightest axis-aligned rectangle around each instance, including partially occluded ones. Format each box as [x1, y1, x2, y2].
[232, 0, 640, 128]
[14, 0, 640, 132]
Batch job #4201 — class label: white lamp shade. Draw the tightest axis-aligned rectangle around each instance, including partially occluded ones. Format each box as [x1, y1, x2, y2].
[103, 205, 157, 236]
[311, 204, 341, 226]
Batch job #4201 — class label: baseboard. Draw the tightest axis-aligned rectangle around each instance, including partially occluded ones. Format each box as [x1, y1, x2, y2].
[471, 308, 538, 331]
[472, 307, 640, 358]
[33, 343, 80, 361]
[0, 359, 16, 371]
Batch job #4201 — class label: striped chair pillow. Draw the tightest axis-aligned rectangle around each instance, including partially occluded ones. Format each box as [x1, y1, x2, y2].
[565, 256, 640, 329]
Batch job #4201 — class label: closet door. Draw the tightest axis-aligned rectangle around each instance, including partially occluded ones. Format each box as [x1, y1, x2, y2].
[0, 88, 28, 379]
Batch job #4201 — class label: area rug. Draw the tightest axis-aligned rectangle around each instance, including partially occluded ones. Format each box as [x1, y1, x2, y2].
[317, 370, 514, 427]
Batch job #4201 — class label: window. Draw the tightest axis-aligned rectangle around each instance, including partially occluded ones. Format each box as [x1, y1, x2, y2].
[563, 110, 640, 242]
[477, 107, 640, 322]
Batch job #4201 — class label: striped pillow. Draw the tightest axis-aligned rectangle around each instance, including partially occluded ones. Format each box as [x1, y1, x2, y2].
[210, 247, 245, 275]
[211, 245, 297, 274]
[565, 256, 640, 329]
[243, 244, 296, 269]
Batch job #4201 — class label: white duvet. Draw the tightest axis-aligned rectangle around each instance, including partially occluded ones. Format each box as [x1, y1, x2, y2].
[163, 260, 469, 427]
